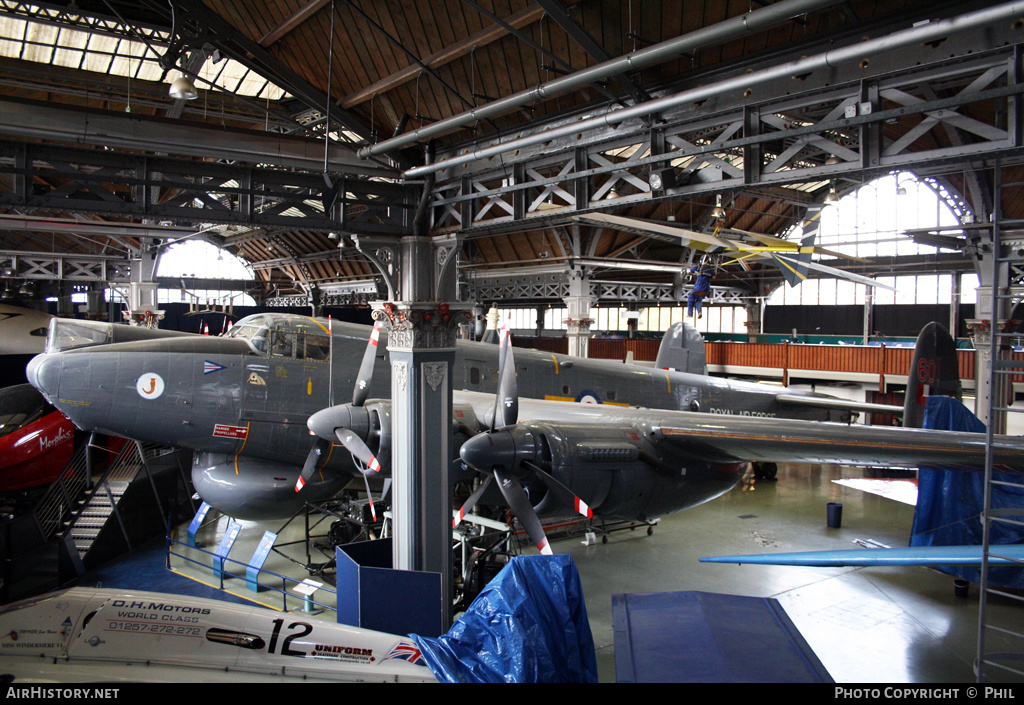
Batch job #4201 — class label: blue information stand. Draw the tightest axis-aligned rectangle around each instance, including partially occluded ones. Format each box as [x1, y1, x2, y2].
[212, 518, 241, 578]
[187, 502, 211, 547]
[246, 531, 277, 592]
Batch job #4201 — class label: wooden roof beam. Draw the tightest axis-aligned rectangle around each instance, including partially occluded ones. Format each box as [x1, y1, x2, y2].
[258, 0, 331, 48]
[339, 4, 545, 109]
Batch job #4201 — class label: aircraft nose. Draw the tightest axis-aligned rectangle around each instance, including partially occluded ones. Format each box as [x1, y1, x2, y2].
[26, 353, 60, 400]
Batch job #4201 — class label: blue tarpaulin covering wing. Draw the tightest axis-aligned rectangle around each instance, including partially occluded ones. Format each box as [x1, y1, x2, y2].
[411, 555, 598, 683]
[910, 396, 1024, 587]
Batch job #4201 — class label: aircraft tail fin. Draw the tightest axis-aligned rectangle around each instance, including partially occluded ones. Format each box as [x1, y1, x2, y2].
[655, 322, 707, 375]
[903, 322, 961, 428]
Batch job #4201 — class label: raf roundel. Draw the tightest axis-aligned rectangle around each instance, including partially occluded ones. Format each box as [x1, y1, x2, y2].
[136, 372, 165, 400]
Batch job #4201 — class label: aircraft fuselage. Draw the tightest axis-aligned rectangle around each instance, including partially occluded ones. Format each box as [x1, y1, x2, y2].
[26, 314, 830, 518]
[28, 318, 826, 463]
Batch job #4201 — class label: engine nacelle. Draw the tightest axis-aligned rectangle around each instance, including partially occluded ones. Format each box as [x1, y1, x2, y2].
[506, 421, 748, 522]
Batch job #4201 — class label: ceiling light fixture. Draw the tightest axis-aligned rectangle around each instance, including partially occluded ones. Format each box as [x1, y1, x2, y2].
[711, 194, 726, 219]
[824, 182, 839, 204]
[169, 74, 198, 101]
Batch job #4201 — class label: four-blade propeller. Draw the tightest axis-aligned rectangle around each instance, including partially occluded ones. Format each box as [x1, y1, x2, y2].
[455, 322, 593, 555]
[297, 320, 385, 520]
[299, 317, 594, 554]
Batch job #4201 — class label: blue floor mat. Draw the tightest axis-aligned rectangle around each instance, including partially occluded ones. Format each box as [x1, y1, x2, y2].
[613, 590, 832, 683]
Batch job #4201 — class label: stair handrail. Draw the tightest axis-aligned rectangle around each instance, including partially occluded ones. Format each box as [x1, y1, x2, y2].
[32, 436, 139, 542]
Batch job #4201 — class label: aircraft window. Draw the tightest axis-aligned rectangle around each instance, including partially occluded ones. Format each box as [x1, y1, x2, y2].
[267, 330, 329, 361]
[469, 367, 480, 386]
[46, 319, 112, 353]
[226, 315, 329, 360]
[607, 390, 616, 401]
[225, 322, 272, 355]
[302, 334, 330, 360]
[271, 331, 297, 358]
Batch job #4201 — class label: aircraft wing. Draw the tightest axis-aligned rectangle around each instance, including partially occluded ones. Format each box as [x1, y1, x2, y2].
[573, 214, 892, 289]
[573, 213, 737, 252]
[653, 412, 1022, 469]
[765, 252, 897, 290]
[458, 392, 1024, 471]
[729, 229, 870, 263]
[775, 394, 902, 417]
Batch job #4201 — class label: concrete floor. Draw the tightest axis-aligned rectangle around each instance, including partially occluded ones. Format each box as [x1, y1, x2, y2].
[119, 459, 1024, 683]
[563, 463, 1024, 683]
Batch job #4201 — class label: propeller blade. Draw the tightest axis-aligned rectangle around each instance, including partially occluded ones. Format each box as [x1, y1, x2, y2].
[295, 437, 330, 492]
[362, 471, 377, 522]
[496, 321, 518, 428]
[353, 321, 382, 407]
[453, 474, 495, 528]
[522, 460, 593, 519]
[337, 428, 381, 474]
[494, 468, 551, 555]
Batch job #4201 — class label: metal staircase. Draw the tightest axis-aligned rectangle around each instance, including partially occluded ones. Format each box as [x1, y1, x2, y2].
[65, 477, 131, 560]
[32, 435, 190, 571]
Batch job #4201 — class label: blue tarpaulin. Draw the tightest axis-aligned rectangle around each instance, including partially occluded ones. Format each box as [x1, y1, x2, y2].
[411, 555, 598, 683]
[910, 396, 1024, 587]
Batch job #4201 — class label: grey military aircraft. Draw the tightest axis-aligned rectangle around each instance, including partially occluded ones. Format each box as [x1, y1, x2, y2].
[26, 311, 1021, 553]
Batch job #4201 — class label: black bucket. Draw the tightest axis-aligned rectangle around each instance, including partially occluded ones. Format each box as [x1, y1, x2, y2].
[826, 502, 843, 529]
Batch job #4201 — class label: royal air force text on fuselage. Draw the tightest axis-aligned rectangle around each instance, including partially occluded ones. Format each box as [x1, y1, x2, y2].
[708, 407, 777, 418]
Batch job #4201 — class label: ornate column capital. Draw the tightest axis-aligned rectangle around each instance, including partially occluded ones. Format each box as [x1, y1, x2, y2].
[371, 301, 473, 350]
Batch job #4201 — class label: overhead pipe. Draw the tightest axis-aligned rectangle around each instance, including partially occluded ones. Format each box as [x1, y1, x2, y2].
[356, 0, 847, 160]
[402, 1, 1024, 180]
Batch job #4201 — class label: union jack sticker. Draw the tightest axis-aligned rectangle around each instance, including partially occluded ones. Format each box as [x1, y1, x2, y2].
[381, 640, 424, 665]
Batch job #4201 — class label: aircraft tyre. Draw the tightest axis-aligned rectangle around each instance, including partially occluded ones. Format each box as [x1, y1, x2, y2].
[754, 462, 778, 481]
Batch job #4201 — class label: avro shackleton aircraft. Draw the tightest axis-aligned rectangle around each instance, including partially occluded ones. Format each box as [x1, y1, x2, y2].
[25, 312, 1024, 552]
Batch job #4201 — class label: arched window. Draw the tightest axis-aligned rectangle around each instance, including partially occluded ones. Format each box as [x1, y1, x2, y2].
[768, 171, 968, 306]
[156, 240, 256, 307]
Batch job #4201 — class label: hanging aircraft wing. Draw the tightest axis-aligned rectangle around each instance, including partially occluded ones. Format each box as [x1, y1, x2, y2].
[770, 252, 898, 290]
[573, 213, 894, 290]
[727, 229, 869, 263]
[572, 213, 736, 253]
[699, 545, 1024, 567]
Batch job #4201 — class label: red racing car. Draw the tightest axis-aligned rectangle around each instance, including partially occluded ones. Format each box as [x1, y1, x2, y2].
[0, 384, 75, 492]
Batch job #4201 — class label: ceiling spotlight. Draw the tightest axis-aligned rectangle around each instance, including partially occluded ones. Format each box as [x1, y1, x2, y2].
[169, 75, 198, 100]
[711, 194, 726, 219]
[825, 156, 842, 165]
[824, 185, 839, 203]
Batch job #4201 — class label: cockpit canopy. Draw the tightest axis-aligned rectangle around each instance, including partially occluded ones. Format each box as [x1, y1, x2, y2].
[225, 313, 330, 361]
[0, 384, 53, 440]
